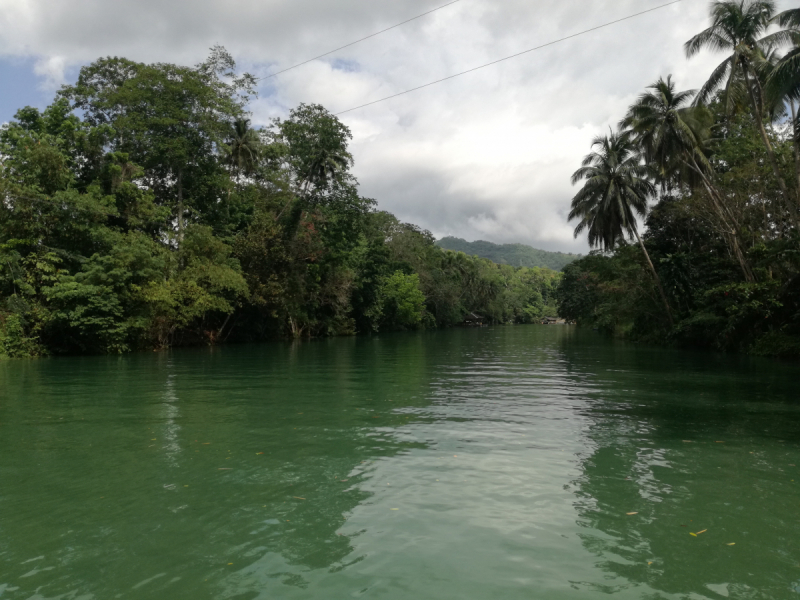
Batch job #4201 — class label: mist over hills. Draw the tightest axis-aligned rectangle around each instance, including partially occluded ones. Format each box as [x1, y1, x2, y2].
[436, 237, 581, 271]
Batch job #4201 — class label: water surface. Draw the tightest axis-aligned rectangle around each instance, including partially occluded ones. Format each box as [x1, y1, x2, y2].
[1, 326, 799, 599]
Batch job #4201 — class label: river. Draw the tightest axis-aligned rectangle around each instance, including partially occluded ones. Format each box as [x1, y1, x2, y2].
[1, 326, 798, 599]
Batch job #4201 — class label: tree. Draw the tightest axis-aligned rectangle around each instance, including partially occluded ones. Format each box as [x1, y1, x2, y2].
[273, 104, 354, 221]
[367, 271, 427, 331]
[621, 76, 713, 182]
[685, 0, 795, 213]
[569, 132, 674, 326]
[621, 75, 754, 280]
[765, 8, 800, 206]
[226, 118, 262, 178]
[223, 117, 262, 218]
[61, 47, 256, 244]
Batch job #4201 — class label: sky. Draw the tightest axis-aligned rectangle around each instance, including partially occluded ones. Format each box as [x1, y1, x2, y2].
[0, 0, 792, 252]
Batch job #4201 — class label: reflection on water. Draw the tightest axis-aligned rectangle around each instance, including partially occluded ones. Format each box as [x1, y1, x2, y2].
[565, 339, 800, 599]
[0, 327, 798, 599]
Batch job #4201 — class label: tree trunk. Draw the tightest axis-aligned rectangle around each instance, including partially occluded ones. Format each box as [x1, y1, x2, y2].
[633, 229, 674, 328]
[276, 179, 310, 221]
[225, 168, 238, 222]
[701, 178, 755, 283]
[744, 68, 795, 220]
[217, 312, 232, 342]
[685, 157, 755, 282]
[176, 168, 184, 247]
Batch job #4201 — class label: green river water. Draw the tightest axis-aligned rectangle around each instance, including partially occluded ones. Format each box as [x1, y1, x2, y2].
[1, 326, 799, 599]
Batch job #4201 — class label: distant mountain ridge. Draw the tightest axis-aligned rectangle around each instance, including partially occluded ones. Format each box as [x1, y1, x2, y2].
[436, 237, 581, 271]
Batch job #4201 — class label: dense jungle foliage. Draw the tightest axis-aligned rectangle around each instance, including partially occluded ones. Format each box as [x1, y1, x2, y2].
[0, 47, 560, 357]
[559, 1, 800, 359]
[436, 237, 581, 271]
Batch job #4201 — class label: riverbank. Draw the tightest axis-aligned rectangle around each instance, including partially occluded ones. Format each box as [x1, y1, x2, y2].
[0, 49, 561, 359]
[557, 242, 800, 360]
[558, 4, 800, 361]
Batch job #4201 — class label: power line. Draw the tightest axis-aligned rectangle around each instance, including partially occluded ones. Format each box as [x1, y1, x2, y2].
[335, 0, 685, 115]
[257, 0, 464, 81]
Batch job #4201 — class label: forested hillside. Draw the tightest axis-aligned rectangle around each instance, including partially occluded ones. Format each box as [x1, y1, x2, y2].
[559, 1, 800, 359]
[436, 237, 581, 271]
[0, 48, 560, 358]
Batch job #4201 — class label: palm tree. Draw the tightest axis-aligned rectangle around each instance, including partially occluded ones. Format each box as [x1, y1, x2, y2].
[765, 8, 800, 207]
[302, 147, 351, 201]
[685, 0, 793, 209]
[223, 118, 261, 213]
[765, 8, 800, 103]
[276, 144, 352, 220]
[569, 131, 674, 325]
[621, 75, 755, 281]
[621, 76, 714, 179]
[225, 118, 261, 179]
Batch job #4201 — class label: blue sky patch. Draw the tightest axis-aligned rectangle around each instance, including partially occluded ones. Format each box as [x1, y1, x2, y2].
[330, 58, 360, 73]
[0, 57, 53, 123]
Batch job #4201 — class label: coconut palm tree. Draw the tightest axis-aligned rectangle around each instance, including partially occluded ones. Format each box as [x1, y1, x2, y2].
[765, 9, 800, 206]
[569, 131, 674, 325]
[685, 0, 794, 209]
[621, 75, 755, 281]
[302, 147, 351, 201]
[223, 118, 261, 211]
[621, 76, 714, 182]
[765, 8, 800, 102]
[226, 118, 261, 178]
[275, 145, 352, 221]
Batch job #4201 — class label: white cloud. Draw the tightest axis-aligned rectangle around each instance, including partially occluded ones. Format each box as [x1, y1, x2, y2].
[32, 55, 66, 90]
[0, 0, 792, 251]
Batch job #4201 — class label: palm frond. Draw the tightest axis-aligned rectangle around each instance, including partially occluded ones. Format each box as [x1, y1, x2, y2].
[685, 28, 734, 57]
[773, 7, 800, 28]
[695, 57, 734, 105]
[766, 46, 800, 101]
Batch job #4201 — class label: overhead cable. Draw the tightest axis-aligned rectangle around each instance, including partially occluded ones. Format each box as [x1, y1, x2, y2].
[257, 0, 464, 81]
[335, 0, 685, 115]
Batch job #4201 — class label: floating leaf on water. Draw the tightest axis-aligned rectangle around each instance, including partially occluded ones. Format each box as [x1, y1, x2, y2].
[690, 532, 697, 537]
[648, 561, 653, 565]
[293, 497, 306, 500]
[697, 529, 707, 535]
[626, 512, 638, 515]
[727, 543, 735, 546]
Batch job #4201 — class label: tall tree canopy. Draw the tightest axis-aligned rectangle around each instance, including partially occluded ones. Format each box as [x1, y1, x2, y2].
[0, 47, 563, 357]
[568, 132, 673, 325]
[561, 0, 800, 356]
